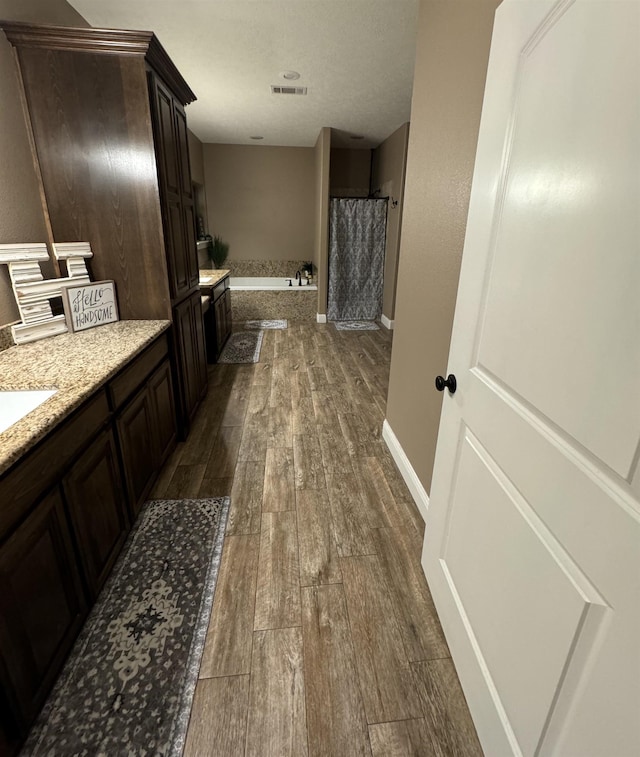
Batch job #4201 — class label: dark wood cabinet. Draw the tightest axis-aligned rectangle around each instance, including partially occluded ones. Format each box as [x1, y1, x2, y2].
[0, 22, 208, 437]
[213, 289, 231, 355]
[148, 359, 177, 466]
[63, 429, 129, 598]
[204, 277, 232, 362]
[116, 386, 157, 517]
[116, 357, 176, 516]
[151, 75, 190, 301]
[0, 488, 86, 732]
[174, 292, 208, 423]
[192, 292, 209, 392]
[0, 332, 177, 754]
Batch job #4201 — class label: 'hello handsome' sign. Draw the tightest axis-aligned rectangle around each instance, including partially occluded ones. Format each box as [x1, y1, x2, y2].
[63, 281, 119, 332]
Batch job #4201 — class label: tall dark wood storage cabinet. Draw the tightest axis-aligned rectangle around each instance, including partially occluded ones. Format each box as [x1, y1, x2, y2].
[0, 22, 207, 434]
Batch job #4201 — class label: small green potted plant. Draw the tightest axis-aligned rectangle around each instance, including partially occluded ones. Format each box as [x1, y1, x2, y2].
[206, 234, 230, 269]
[301, 261, 313, 281]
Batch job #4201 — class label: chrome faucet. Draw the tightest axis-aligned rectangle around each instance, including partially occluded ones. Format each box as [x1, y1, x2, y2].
[295, 270, 302, 286]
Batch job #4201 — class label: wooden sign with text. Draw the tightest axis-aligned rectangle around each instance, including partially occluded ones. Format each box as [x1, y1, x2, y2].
[63, 280, 119, 332]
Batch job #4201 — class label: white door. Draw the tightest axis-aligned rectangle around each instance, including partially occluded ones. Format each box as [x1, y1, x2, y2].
[423, 1, 640, 755]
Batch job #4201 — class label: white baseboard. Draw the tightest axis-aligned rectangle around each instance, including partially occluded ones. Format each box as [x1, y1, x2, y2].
[316, 313, 327, 324]
[381, 314, 394, 330]
[382, 419, 429, 523]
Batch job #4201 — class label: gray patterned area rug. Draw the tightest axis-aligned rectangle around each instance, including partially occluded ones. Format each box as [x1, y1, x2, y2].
[333, 320, 380, 331]
[22, 497, 230, 757]
[243, 319, 288, 330]
[218, 329, 264, 363]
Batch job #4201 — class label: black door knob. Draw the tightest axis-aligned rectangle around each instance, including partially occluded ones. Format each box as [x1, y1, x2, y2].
[435, 374, 457, 394]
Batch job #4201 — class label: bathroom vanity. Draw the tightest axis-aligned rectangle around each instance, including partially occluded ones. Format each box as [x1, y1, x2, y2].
[0, 322, 175, 753]
[199, 269, 232, 362]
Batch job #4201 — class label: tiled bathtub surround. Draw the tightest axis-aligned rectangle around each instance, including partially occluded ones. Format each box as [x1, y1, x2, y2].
[226, 260, 313, 278]
[231, 290, 317, 322]
[0, 320, 170, 475]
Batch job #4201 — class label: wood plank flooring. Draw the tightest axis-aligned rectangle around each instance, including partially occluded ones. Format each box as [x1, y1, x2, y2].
[152, 322, 483, 756]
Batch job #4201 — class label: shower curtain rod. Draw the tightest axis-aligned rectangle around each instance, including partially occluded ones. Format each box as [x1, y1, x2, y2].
[329, 195, 389, 200]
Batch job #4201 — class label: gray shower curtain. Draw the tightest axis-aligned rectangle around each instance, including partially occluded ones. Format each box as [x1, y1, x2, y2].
[327, 198, 388, 321]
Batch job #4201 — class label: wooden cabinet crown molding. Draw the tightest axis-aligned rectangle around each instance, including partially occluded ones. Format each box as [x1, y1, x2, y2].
[0, 20, 196, 105]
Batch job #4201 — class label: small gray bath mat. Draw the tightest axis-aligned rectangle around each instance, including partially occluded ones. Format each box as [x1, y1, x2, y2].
[218, 329, 264, 363]
[333, 321, 380, 331]
[244, 319, 288, 330]
[22, 497, 230, 757]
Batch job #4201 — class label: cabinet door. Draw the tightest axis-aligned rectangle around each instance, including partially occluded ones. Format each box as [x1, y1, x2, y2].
[167, 200, 190, 299]
[0, 684, 19, 757]
[148, 359, 177, 467]
[174, 103, 198, 289]
[191, 292, 208, 398]
[174, 104, 193, 200]
[63, 429, 129, 597]
[182, 201, 199, 290]
[223, 288, 232, 343]
[116, 387, 157, 518]
[214, 294, 226, 356]
[173, 292, 208, 432]
[173, 295, 199, 428]
[153, 78, 180, 197]
[151, 75, 192, 301]
[0, 487, 86, 728]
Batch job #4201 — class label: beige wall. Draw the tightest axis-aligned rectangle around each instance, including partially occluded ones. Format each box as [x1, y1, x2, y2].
[372, 122, 410, 321]
[203, 143, 315, 263]
[386, 0, 500, 495]
[314, 128, 331, 316]
[0, 0, 88, 326]
[329, 148, 371, 197]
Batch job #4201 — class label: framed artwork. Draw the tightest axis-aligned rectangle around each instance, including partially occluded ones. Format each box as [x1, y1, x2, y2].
[62, 280, 119, 333]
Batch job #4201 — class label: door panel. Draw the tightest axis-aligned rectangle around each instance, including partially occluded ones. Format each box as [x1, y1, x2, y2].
[116, 388, 157, 517]
[424, 2, 640, 756]
[174, 105, 193, 200]
[442, 430, 606, 757]
[0, 488, 85, 726]
[476, 1, 640, 476]
[191, 293, 208, 398]
[148, 359, 177, 466]
[183, 201, 199, 289]
[153, 80, 180, 197]
[167, 200, 189, 299]
[63, 429, 128, 597]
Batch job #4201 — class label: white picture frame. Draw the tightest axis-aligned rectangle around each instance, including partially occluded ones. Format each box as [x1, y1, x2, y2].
[62, 280, 119, 333]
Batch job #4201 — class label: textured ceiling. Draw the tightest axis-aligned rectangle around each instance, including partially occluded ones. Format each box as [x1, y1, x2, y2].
[67, 0, 419, 148]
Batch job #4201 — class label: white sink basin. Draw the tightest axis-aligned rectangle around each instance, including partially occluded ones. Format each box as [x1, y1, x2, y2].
[0, 389, 57, 434]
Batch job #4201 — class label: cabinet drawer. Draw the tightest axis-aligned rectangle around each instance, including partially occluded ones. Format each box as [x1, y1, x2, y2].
[0, 390, 109, 543]
[108, 333, 168, 410]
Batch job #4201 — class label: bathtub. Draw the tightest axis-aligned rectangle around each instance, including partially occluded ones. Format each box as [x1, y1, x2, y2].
[229, 276, 317, 291]
[228, 277, 318, 321]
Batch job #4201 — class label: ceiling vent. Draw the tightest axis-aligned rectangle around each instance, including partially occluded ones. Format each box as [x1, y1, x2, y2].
[271, 85, 307, 96]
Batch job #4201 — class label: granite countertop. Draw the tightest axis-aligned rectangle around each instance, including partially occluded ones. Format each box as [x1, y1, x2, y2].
[199, 269, 230, 286]
[0, 320, 170, 476]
